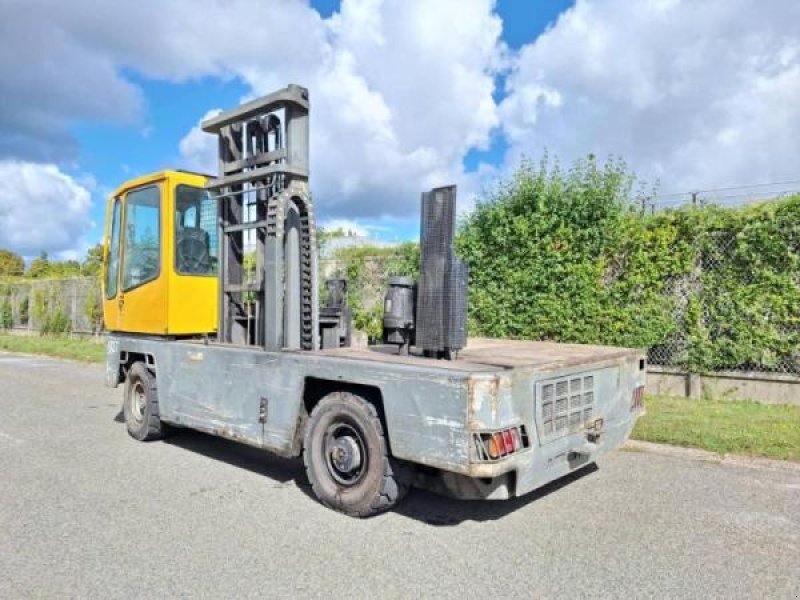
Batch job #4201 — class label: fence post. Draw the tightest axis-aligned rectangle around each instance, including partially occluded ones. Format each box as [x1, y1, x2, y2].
[686, 372, 701, 399]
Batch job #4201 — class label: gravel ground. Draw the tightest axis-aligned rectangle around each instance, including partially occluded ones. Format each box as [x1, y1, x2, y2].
[1, 352, 798, 599]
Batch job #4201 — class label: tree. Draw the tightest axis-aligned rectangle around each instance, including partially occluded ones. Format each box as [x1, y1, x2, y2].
[81, 244, 104, 276]
[48, 260, 81, 278]
[0, 249, 24, 277]
[27, 251, 50, 278]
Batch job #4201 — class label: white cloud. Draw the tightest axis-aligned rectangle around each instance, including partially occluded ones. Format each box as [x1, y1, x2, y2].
[499, 0, 800, 192]
[178, 109, 222, 174]
[0, 161, 92, 256]
[163, 0, 506, 220]
[0, 1, 143, 162]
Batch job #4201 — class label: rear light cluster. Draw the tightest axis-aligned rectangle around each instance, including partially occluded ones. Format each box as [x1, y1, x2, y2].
[631, 385, 645, 411]
[473, 426, 530, 461]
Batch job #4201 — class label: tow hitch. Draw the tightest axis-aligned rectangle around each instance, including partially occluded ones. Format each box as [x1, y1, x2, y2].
[568, 419, 604, 465]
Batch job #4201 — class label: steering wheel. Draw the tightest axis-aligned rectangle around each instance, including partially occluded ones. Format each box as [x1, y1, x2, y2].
[177, 234, 210, 273]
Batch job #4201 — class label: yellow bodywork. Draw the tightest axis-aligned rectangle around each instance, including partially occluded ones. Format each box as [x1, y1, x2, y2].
[102, 170, 218, 336]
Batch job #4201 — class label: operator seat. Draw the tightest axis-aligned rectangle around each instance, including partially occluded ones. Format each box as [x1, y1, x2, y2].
[176, 226, 212, 274]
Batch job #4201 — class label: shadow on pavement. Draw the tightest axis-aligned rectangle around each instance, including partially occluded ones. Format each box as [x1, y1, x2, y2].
[115, 413, 600, 524]
[394, 463, 599, 526]
[163, 428, 314, 496]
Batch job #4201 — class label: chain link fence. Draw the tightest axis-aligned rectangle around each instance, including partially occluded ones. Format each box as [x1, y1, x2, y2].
[0, 277, 102, 336]
[636, 185, 800, 375]
[641, 180, 800, 212]
[647, 234, 800, 374]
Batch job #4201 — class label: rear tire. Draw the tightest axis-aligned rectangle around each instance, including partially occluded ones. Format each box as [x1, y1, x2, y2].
[123, 362, 166, 441]
[303, 391, 408, 517]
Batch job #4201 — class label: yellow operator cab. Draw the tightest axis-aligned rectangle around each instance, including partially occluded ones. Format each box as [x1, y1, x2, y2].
[102, 170, 218, 336]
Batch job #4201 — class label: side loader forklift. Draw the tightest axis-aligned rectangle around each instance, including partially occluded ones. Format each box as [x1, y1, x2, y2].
[103, 85, 646, 517]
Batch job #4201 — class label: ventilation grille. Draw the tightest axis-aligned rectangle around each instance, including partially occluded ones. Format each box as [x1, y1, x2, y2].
[538, 374, 596, 439]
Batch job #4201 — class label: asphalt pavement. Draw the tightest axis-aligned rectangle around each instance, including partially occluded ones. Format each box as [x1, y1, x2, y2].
[0, 352, 798, 599]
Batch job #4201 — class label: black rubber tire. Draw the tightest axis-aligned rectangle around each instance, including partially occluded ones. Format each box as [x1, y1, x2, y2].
[123, 362, 165, 442]
[303, 391, 408, 517]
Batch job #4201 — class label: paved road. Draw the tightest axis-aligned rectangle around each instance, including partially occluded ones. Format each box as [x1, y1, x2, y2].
[1, 352, 798, 599]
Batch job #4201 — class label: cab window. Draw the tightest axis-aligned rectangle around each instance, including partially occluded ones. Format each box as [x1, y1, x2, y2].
[122, 186, 161, 291]
[175, 185, 217, 275]
[105, 198, 121, 298]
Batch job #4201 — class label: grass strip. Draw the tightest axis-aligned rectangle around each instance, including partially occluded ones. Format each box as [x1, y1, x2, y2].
[0, 333, 105, 363]
[632, 395, 800, 461]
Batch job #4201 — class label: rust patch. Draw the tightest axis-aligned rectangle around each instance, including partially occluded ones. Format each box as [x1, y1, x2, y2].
[468, 375, 504, 428]
[489, 376, 500, 420]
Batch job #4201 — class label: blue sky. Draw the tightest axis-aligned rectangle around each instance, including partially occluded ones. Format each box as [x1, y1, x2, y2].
[1, 0, 797, 259]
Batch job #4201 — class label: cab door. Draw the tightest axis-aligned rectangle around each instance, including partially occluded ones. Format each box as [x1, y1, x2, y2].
[102, 197, 123, 331]
[117, 183, 168, 334]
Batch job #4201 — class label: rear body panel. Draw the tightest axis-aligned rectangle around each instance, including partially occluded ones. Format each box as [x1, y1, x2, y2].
[106, 335, 645, 499]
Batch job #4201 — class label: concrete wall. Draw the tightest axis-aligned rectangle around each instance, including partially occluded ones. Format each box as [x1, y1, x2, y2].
[647, 366, 800, 406]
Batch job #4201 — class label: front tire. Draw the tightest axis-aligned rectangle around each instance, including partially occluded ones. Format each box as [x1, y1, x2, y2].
[123, 362, 166, 441]
[303, 392, 408, 517]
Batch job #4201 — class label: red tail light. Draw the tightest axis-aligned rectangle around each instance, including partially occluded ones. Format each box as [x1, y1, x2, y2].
[502, 430, 515, 453]
[488, 435, 501, 459]
[493, 432, 506, 455]
[475, 426, 529, 461]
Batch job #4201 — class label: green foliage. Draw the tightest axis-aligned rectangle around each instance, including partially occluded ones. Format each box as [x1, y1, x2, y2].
[18, 296, 29, 325]
[0, 298, 11, 329]
[81, 244, 104, 276]
[83, 279, 102, 333]
[32, 288, 49, 324]
[2, 245, 101, 282]
[0, 249, 24, 277]
[41, 309, 71, 335]
[29, 286, 71, 334]
[667, 199, 800, 371]
[325, 242, 419, 341]
[317, 227, 347, 256]
[26, 252, 51, 279]
[457, 156, 800, 373]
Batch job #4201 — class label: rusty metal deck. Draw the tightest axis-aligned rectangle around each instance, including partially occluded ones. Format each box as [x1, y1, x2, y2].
[308, 337, 639, 372]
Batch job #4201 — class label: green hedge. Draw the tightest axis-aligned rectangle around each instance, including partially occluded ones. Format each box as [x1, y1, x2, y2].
[323, 243, 419, 341]
[457, 157, 800, 373]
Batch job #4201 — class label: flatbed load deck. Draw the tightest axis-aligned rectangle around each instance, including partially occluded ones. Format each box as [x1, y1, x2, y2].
[107, 334, 646, 503]
[311, 337, 639, 370]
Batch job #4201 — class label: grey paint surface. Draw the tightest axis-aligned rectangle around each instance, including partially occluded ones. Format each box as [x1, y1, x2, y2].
[1, 353, 798, 598]
[106, 335, 646, 496]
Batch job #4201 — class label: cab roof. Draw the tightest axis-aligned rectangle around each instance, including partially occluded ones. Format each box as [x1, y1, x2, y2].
[110, 169, 212, 199]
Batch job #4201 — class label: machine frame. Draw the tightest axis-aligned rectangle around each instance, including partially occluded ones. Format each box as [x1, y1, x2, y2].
[103, 85, 646, 516]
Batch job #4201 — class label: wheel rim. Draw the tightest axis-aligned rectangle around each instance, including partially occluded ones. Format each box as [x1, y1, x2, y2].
[130, 381, 146, 423]
[323, 422, 367, 486]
